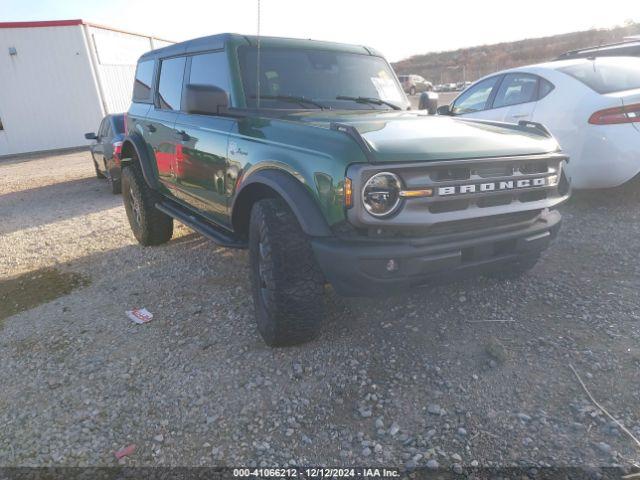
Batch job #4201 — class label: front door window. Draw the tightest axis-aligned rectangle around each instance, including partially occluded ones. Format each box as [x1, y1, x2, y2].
[452, 76, 500, 115]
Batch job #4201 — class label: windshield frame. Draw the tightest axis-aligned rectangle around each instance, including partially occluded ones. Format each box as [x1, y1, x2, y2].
[235, 45, 409, 111]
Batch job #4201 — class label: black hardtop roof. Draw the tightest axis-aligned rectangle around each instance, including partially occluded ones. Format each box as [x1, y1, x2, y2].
[138, 33, 381, 61]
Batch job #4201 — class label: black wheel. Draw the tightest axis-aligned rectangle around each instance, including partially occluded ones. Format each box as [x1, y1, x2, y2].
[409, 86, 416, 96]
[121, 164, 173, 246]
[249, 198, 325, 347]
[93, 158, 105, 179]
[485, 254, 540, 280]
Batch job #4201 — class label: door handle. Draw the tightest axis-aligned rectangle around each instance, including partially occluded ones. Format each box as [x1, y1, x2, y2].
[146, 124, 156, 133]
[510, 114, 529, 119]
[176, 130, 190, 141]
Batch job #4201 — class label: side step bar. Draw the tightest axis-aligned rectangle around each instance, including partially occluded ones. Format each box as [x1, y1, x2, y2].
[155, 200, 247, 249]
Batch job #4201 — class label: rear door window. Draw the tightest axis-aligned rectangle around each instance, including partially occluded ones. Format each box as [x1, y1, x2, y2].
[558, 58, 640, 94]
[452, 76, 500, 114]
[188, 52, 232, 95]
[492, 73, 539, 108]
[157, 56, 187, 111]
[133, 60, 155, 102]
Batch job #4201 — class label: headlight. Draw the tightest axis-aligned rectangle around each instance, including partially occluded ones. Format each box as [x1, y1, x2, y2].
[362, 172, 402, 217]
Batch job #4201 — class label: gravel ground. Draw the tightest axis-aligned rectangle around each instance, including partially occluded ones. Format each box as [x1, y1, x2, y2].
[1, 151, 640, 473]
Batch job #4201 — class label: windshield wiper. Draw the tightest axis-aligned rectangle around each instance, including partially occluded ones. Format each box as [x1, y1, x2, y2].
[336, 95, 401, 110]
[249, 94, 327, 110]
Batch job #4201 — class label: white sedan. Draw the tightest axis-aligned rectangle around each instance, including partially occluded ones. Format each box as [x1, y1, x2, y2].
[439, 57, 640, 189]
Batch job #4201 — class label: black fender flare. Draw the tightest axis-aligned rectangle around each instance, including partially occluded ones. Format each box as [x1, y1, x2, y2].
[232, 169, 332, 237]
[121, 133, 159, 190]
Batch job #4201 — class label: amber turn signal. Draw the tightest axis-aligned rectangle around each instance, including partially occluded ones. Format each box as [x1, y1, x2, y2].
[344, 177, 353, 208]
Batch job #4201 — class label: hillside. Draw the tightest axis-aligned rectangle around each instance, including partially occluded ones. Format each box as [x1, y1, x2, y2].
[393, 22, 640, 84]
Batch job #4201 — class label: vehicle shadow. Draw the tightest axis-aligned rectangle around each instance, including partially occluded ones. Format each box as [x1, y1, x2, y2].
[0, 177, 122, 235]
[566, 177, 640, 209]
[0, 148, 89, 167]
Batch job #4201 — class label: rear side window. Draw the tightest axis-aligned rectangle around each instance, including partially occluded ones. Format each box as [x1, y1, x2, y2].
[558, 58, 640, 94]
[539, 78, 555, 99]
[189, 52, 231, 94]
[133, 60, 154, 102]
[492, 73, 539, 108]
[157, 56, 187, 111]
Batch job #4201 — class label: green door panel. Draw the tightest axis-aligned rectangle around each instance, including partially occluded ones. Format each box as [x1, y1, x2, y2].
[172, 113, 236, 226]
[144, 108, 180, 196]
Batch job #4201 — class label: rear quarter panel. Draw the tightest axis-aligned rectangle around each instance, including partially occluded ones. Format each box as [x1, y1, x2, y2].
[530, 68, 639, 188]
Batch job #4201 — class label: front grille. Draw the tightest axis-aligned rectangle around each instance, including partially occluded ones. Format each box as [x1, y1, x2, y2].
[346, 152, 568, 230]
[432, 167, 471, 181]
[413, 154, 563, 213]
[475, 165, 513, 178]
[519, 161, 548, 174]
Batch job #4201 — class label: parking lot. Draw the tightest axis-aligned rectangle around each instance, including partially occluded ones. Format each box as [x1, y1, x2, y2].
[1, 150, 640, 471]
[408, 91, 458, 110]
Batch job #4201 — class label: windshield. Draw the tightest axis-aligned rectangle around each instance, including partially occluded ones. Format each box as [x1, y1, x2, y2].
[238, 46, 408, 110]
[558, 57, 640, 94]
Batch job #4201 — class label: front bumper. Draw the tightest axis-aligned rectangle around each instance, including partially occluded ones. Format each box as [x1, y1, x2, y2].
[311, 209, 561, 297]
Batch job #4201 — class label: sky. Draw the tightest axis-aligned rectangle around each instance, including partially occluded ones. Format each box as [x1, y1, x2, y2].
[1, 0, 637, 61]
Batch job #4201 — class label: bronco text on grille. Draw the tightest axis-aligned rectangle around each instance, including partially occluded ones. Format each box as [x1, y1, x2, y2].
[438, 176, 551, 196]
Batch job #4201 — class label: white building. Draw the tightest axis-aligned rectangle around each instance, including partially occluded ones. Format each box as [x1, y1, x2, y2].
[0, 20, 173, 156]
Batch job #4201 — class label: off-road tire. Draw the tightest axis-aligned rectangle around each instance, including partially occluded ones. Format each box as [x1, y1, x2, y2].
[121, 164, 173, 246]
[485, 254, 540, 280]
[249, 198, 325, 346]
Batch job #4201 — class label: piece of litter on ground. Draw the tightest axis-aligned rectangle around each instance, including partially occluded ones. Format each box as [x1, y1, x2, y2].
[126, 308, 153, 324]
[114, 444, 136, 460]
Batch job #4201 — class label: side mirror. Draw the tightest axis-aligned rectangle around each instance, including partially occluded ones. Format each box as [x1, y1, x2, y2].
[418, 92, 439, 115]
[437, 104, 452, 116]
[184, 84, 230, 115]
[84, 132, 97, 140]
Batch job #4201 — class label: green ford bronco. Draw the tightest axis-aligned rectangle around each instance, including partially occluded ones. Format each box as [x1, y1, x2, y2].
[121, 33, 570, 346]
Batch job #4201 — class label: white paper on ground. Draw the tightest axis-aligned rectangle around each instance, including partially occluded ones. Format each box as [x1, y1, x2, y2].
[126, 308, 153, 324]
